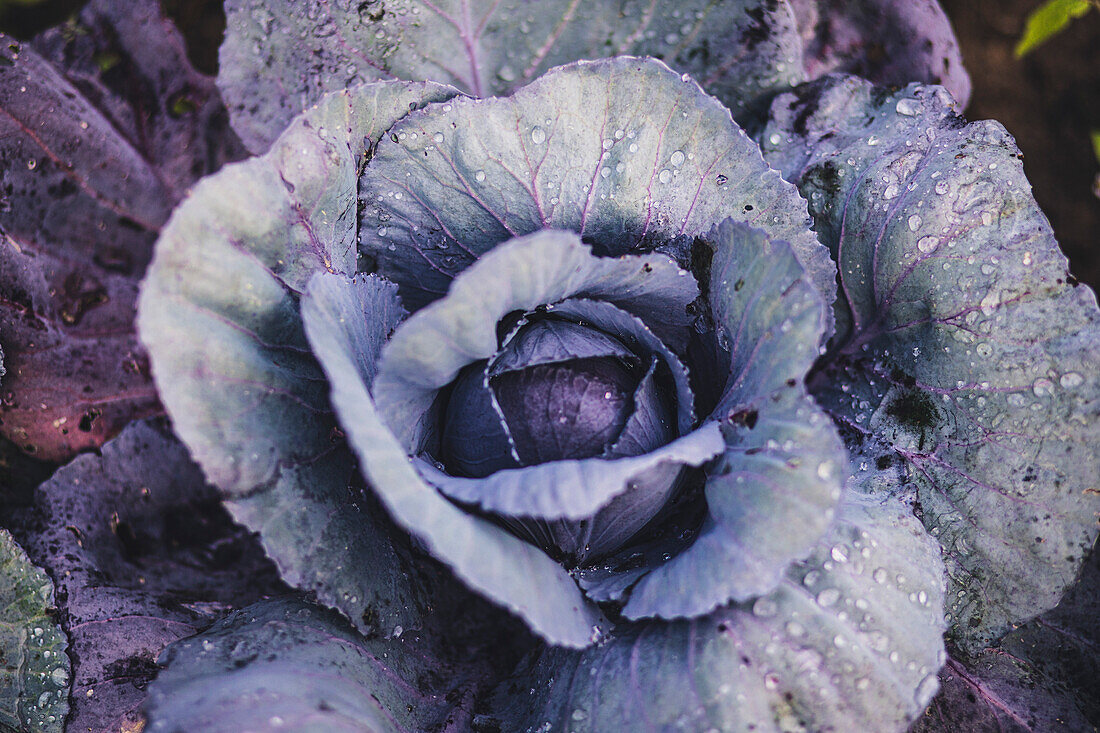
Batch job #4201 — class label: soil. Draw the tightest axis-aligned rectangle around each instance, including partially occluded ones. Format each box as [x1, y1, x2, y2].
[2, 0, 1098, 290]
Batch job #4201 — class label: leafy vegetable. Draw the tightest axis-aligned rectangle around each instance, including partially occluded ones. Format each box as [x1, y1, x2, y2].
[219, 0, 969, 153]
[144, 598, 512, 733]
[2, 1, 1097, 730]
[762, 74, 1100, 653]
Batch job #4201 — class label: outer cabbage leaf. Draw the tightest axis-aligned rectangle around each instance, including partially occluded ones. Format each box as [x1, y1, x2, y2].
[0, 529, 69, 733]
[9, 419, 282, 733]
[372, 229, 698, 450]
[914, 540, 1100, 731]
[0, 0, 244, 463]
[486, 492, 948, 732]
[220, 0, 807, 152]
[358, 56, 835, 318]
[621, 221, 846, 619]
[145, 597, 520, 733]
[301, 270, 606, 647]
[761, 76, 1100, 652]
[138, 81, 460, 640]
[788, 0, 971, 108]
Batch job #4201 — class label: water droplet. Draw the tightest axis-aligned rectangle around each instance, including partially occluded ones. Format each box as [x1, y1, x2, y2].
[934, 180, 949, 195]
[1032, 378, 1055, 397]
[975, 342, 993, 358]
[715, 174, 728, 186]
[752, 597, 779, 617]
[769, 133, 781, 145]
[26, 159, 36, 170]
[895, 98, 922, 116]
[572, 709, 588, 721]
[785, 621, 805, 636]
[816, 588, 841, 607]
[816, 460, 834, 480]
[867, 135, 880, 146]
[830, 545, 849, 563]
[981, 211, 994, 226]
[917, 236, 938, 253]
[763, 673, 779, 690]
[658, 169, 672, 184]
[497, 65, 516, 82]
[474, 170, 486, 182]
[530, 127, 546, 144]
[907, 214, 923, 231]
[883, 184, 899, 200]
[432, 132, 444, 144]
[872, 568, 888, 584]
[1059, 372, 1084, 389]
[670, 150, 686, 167]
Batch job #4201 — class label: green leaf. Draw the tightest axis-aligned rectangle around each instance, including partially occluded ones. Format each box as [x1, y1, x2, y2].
[1014, 0, 1094, 57]
[301, 268, 607, 647]
[0, 529, 69, 733]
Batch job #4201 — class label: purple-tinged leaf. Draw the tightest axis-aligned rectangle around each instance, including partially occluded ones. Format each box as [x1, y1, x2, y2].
[9, 419, 283, 733]
[302, 269, 608, 647]
[145, 597, 523, 733]
[138, 81, 460, 641]
[0, 0, 246, 463]
[488, 492, 948, 732]
[358, 57, 835, 318]
[219, 0, 807, 153]
[0, 528, 69, 733]
[789, 0, 971, 108]
[762, 75, 1100, 653]
[911, 655, 1091, 732]
[914, 539, 1100, 731]
[620, 221, 845, 619]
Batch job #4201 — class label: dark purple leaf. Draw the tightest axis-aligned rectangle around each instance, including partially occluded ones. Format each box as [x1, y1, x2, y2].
[145, 596, 530, 733]
[790, 0, 971, 107]
[10, 419, 283, 733]
[0, 0, 245, 463]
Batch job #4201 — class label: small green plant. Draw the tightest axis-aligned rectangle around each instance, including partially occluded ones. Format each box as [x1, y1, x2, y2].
[1015, 0, 1100, 57]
